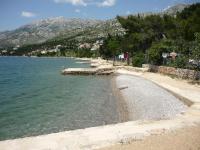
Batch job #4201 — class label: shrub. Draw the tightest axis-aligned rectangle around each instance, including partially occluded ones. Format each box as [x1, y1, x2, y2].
[132, 52, 145, 67]
[168, 56, 188, 68]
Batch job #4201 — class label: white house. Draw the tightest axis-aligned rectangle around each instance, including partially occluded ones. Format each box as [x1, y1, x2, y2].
[78, 43, 91, 49]
[41, 50, 47, 54]
[2, 50, 7, 53]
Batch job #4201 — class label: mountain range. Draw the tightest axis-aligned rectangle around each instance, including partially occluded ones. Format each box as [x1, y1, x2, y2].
[0, 4, 189, 48]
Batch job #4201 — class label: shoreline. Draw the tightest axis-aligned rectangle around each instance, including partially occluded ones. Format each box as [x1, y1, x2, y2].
[111, 75, 129, 122]
[114, 73, 187, 121]
[0, 59, 199, 150]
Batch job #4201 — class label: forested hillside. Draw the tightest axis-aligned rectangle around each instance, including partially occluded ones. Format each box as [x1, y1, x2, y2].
[100, 3, 200, 70]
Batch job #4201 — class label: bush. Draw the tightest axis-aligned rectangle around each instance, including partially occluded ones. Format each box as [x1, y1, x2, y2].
[132, 52, 145, 67]
[168, 56, 188, 68]
[148, 43, 165, 65]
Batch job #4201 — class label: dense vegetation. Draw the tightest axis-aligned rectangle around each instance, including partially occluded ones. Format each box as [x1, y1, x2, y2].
[1, 3, 199, 70]
[100, 3, 200, 70]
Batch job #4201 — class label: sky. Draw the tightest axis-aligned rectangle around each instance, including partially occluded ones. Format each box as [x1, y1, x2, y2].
[0, 0, 199, 31]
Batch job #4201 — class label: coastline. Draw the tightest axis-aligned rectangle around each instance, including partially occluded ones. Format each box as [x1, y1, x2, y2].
[73, 57, 189, 121]
[101, 68, 200, 150]
[111, 75, 129, 122]
[0, 59, 200, 150]
[114, 73, 187, 121]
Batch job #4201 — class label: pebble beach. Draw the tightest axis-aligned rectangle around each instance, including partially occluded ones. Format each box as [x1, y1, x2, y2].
[115, 74, 187, 120]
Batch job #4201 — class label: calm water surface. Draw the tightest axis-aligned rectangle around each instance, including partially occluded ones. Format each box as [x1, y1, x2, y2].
[0, 57, 120, 140]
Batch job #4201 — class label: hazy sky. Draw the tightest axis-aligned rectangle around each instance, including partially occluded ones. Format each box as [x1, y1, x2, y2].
[0, 0, 199, 31]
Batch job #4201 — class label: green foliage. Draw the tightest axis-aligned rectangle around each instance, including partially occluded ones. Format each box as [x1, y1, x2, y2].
[117, 15, 143, 34]
[132, 52, 145, 67]
[148, 40, 172, 65]
[99, 35, 120, 59]
[163, 15, 180, 39]
[192, 32, 200, 60]
[115, 3, 200, 69]
[76, 49, 93, 58]
[148, 42, 164, 65]
[168, 56, 188, 68]
[107, 38, 120, 56]
[177, 3, 200, 40]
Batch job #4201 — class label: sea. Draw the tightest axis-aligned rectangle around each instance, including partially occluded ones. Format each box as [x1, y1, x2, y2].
[0, 57, 120, 141]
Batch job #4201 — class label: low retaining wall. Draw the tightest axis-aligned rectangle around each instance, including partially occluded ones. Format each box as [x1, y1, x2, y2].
[142, 64, 200, 80]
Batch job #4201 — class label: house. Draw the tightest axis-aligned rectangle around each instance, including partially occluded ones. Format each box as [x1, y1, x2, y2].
[2, 50, 7, 53]
[13, 47, 18, 51]
[91, 44, 100, 51]
[48, 49, 58, 53]
[41, 50, 47, 54]
[13, 45, 20, 51]
[78, 43, 91, 49]
[10, 51, 15, 55]
[170, 52, 177, 60]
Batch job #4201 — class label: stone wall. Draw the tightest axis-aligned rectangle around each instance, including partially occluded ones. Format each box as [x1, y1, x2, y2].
[142, 64, 200, 80]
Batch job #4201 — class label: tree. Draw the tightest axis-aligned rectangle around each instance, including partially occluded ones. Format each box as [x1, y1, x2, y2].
[190, 32, 200, 70]
[192, 32, 200, 60]
[106, 37, 120, 64]
[99, 34, 121, 65]
[177, 3, 200, 41]
[148, 41, 170, 65]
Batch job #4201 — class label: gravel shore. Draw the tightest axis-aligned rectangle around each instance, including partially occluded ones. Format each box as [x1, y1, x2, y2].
[116, 74, 187, 120]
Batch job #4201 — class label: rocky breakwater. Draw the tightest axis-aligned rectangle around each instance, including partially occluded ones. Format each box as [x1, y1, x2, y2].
[61, 59, 115, 75]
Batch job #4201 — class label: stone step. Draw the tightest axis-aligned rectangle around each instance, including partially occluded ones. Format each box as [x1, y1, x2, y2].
[61, 67, 114, 75]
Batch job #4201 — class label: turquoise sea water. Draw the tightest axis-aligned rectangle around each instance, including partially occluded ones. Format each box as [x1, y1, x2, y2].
[0, 57, 120, 141]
